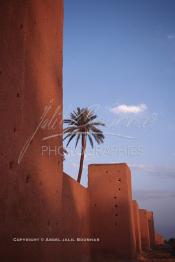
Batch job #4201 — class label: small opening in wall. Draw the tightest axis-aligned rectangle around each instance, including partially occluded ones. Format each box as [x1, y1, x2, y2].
[105, 170, 108, 174]
[17, 92, 20, 98]
[117, 178, 121, 182]
[9, 161, 14, 170]
[94, 204, 96, 207]
[115, 214, 118, 217]
[26, 175, 30, 183]
[118, 188, 121, 191]
[13, 127, 16, 134]
[114, 204, 118, 208]
[114, 196, 117, 199]
[20, 24, 23, 29]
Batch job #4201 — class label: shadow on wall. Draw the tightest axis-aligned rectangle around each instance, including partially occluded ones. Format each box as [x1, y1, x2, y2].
[0, 1, 63, 261]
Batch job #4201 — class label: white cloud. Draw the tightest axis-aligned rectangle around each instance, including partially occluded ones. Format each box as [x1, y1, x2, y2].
[110, 104, 147, 114]
[133, 190, 175, 201]
[168, 34, 175, 39]
[130, 164, 175, 178]
[70, 162, 78, 168]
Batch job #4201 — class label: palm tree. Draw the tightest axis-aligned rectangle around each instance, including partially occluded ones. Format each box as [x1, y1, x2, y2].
[64, 107, 105, 183]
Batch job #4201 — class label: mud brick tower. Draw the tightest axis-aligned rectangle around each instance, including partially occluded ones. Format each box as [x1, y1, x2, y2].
[0, 1, 63, 261]
[88, 163, 136, 260]
[133, 200, 142, 254]
[147, 211, 155, 248]
[139, 209, 150, 251]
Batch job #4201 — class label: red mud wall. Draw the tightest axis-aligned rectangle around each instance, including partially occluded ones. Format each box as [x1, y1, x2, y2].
[88, 163, 136, 260]
[132, 200, 142, 254]
[147, 211, 155, 248]
[0, 1, 63, 261]
[139, 209, 150, 251]
[62, 173, 91, 261]
[155, 233, 165, 245]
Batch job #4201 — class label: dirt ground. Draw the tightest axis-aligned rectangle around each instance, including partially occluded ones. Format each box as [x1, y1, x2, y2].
[138, 244, 175, 262]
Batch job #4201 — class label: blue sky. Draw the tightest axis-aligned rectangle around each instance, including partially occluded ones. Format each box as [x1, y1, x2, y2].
[63, 0, 175, 239]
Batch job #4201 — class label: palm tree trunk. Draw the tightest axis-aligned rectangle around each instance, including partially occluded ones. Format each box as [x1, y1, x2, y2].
[77, 133, 86, 183]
